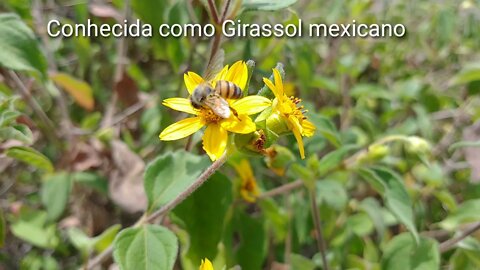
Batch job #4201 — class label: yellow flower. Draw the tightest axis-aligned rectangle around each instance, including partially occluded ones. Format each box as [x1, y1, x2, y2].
[263, 69, 316, 159]
[233, 159, 260, 203]
[199, 258, 214, 270]
[159, 61, 271, 161]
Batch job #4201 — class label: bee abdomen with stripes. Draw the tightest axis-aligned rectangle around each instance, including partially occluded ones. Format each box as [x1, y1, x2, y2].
[215, 80, 242, 99]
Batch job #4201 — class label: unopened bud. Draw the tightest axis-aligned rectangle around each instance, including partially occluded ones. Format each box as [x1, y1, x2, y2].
[405, 136, 431, 154]
[264, 145, 296, 176]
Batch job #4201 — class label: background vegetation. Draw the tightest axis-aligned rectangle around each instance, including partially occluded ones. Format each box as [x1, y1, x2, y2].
[1, 0, 480, 269]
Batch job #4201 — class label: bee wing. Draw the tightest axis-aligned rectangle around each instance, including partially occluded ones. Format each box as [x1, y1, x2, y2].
[203, 49, 225, 81]
[204, 94, 231, 119]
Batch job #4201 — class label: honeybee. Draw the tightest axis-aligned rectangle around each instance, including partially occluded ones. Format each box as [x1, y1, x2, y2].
[190, 80, 242, 119]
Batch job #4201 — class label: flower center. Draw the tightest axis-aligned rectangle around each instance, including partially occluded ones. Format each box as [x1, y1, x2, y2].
[198, 108, 223, 124]
[289, 96, 308, 120]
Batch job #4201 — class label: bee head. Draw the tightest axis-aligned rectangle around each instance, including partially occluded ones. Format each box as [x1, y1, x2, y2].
[190, 84, 213, 108]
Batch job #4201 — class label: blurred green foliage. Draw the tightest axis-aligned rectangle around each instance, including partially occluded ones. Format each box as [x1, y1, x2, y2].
[1, 0, 480, 269]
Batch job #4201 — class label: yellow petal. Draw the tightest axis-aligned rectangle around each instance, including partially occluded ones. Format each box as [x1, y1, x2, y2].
[184, 72, 204, 94]
[225, 61, 248, 90]
[199, 258, 214, 270]
[203, 123, 228, 161]
[241, 188, 257, 203]
[273, 68, 284, 96]
[162, 98, 198, 115]
[288, 115, 305, 159]
[230, 96, 271, 115]
[292, 127, 305, 159]
[302, 120, 316, 137]
[212, 65, 229, 84]
[263, 77, 282, 100]
[287, 115, 303, 135]
[159, 117, 204, 141]
[234, 159, 255, 181]
[221, 114, 256, 134]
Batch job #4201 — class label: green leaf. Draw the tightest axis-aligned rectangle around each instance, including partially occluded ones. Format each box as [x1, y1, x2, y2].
[450, 249, 480, 270]
[259, 198, 289, 241]
[235, 211, 267, 270]
[10, 211, 59, 249]
[290, 254, 316, 270]
[316, 179, 348, 210]
[41, 173, 72, 221]
[0, 13, 47, 77]
[243, 0, 298, 11]
[0, 209, 5, 248]
[440, 199, 480, 230]
[451, 64, 480, 85]
[0, 109, 21, 127]
[113, 225, 178, 270]
[132, 0, 166, 32]
[358, 167, 419, 243]
[382, 233, 440, 270]
[94, 224, 121, 252]
[346, 212, 374, 237]
[0, 124, 33, 144]
[6, 146, 54, 172]
[173, 173, 232, 265]
[68, 224, 121, 256]
[318, 144, 359, 175]
[360, 198, 386, 239]
[144, 151, 209, 212]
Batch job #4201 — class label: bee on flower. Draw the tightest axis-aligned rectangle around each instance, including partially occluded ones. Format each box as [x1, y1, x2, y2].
[159, 61, 271, 161]
[262, 68, 316, 159]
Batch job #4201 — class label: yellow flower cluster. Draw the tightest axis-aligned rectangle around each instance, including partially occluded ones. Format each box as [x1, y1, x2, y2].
[159, 61, 315, 161]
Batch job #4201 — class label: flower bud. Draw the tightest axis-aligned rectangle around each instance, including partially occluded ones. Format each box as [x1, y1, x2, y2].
[264, 145, 296, 176]
[405, 136, 431, 155]
[265, 112, 290, 136]
[234, 131, 266, 156]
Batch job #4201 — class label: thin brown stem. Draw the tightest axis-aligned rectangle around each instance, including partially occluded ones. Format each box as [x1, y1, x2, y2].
[145, 153, 228, 222]
[6, 71, 58, 143]
[101, 0, 130, 129]
[258, 180, 303, 199]
[220, 0, 232, 22]
[206, 0, 220, 24]
[85, 153, 228, 269]
[32, 0, 74, 142]
[439, 222, 480, 253]
[309, 188, 329, 270]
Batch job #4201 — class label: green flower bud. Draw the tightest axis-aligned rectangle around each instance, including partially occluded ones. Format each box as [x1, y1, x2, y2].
[234, 131, 266, 156]
[95, 127, 114, 143]
[356, 144, 390, 165]
[264, 145, 296, 176]
[405, 136, 431, 155]
[266, 112, 290, 136]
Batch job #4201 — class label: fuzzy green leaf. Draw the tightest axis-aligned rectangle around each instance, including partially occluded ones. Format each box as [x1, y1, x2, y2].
[113, 225, 178, 270]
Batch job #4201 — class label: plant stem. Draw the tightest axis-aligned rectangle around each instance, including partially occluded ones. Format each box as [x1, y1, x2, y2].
[145, 153, 228, 222]
[259, 180, 303, 199]
[220, 0, 232, 22]
[7, 71, 59, 144]
[206, 0, 220, 24]
[309, 188, 329, 270]
[84, 153, 228, 269]
[439, 222, 480, 253]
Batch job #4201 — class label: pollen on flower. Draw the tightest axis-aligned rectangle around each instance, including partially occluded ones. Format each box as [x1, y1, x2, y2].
[198, 108, 223, 123]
